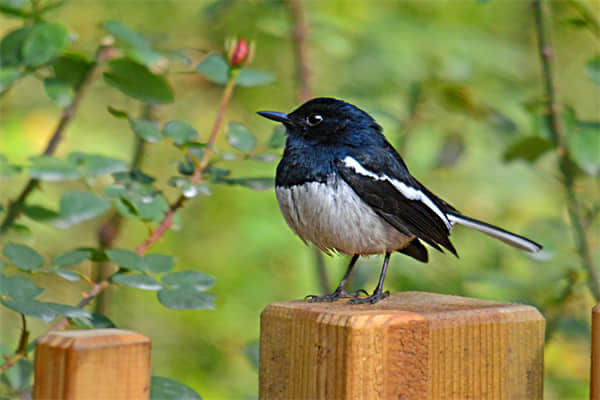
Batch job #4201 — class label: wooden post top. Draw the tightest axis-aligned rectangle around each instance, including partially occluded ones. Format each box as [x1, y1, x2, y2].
[36, 329, 151, 349]
[263, 291, 543, 323]
[260, 291, 545, 400]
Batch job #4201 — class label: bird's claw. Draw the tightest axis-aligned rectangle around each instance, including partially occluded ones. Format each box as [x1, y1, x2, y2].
[347, 290, 390, 305]
[305, 288, 368, 303]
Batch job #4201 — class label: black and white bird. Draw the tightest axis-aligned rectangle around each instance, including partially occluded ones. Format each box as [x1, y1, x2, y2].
[258, 98, 542, 304]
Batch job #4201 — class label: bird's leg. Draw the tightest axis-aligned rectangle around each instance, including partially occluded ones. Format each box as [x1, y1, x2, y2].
[348, 252, 391, 304]
[305, 255, 367, 302]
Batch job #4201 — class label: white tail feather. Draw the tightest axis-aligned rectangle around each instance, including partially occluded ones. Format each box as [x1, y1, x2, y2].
[447, 213, 542, 253]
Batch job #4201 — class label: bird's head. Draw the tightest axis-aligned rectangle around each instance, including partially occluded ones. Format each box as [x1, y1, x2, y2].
[258, 97, 383, 146]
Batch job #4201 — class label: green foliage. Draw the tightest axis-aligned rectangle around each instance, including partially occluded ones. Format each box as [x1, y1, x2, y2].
[227, 122, 256, 153]
[112, 273, 162, 290]
[150, 376, 202, 400]
[2, 243, 43, 271]
[586, 55, 600, 86]
[54, 190, 111, 229]
[21, 22, 68, 67]
[28, 156, 81, 181]
[104, 58, 174, 104]
[163, 121, 199, 146]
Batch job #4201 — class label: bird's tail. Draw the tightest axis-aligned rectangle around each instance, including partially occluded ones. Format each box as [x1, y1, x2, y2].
[446, 213, 542, 253]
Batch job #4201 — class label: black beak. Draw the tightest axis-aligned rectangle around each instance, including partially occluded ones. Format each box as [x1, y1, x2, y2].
[257, 111, 290, 124]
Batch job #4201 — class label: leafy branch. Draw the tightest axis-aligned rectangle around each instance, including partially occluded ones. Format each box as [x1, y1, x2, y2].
[0, 41, 115, 235]
[533, 0, 599, 300]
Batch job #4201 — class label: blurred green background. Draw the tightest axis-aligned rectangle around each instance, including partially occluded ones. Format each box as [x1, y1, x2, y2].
[1, 0, 599, 399]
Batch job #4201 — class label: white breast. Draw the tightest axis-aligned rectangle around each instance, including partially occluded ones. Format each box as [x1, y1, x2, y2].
[275, 177, 412, 255]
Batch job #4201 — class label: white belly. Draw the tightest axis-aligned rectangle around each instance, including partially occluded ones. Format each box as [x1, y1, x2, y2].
[275, 177, 412, 255]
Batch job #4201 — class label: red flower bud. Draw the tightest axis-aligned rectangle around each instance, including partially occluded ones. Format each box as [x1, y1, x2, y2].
[229, 38, 249, 67]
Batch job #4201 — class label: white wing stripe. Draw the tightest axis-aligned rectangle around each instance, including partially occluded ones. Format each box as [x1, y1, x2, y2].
[343, 156, 451, 230]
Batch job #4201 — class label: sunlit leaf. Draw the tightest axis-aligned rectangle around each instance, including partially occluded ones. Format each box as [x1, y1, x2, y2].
[0, 275, 43, 300]
[43, 77, 73, 106]
[68, 152, 129, 177]
[145, 254, 174, 274]
[112, 273, 162, 291]
[130, 119, 162, 143]
[50, 268, 80, 281]
[22, 205, 59, 222]
[196, 53, 228, 85]
[3, 242, 43, 271]
[103, 20, 161, 66]
[53, 190, 111, 229]
[503, 136, 554, 163]
[51, 248, 91, 267]
[227, 122, 256, 153]
[150, 376, 202, 400]
[236, 68, 275, 87]
[28, 155, 81, 181]
[21, 22, 69, 67]
[104, 57, 174, 104]
[162, 271, 215, 290]
[163, 120, 198, 146]
[0, 299, 91, 322]
[71, 312, 117, 329]
[106, 248, 148, 272]
[157, 288, 215, 310]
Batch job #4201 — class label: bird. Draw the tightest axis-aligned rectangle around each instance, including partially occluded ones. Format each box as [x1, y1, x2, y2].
[257, 97, 542, 304]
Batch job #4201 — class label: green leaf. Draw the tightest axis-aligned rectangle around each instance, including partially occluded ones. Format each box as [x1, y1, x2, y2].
[157, 288, 215, 310]
[51, 248, 91, 267]
[224, 177, 274, 191]
[130, 119, 163, 143]
[251, 153, 279, 162]
[71, 312, 116, 329]
[104, 57, 174, 104]
[43, 77, 73, 106]
[227, 122, 256, 153]
[53, 53, 92, 89]
[22, 205, 59, 222]
[244, 340, 259, 370]
[0, 27, 31, 67]
[163, 121, 199, 146]
[268, 125, 286, 149]
[168, 177, 211, 198]
[0, 162, 22, 178]
[196, 53, 228, 85]
[50, 268, 80, 281]
[112, 273, 162, 291]
[1, 358, 33, 392]
[3, 242, 43, 271]
[21, 22, 69, 67]
[68, 152, 129, 177]
[568, 121, 600, 175]
[106, 248, 148, 272]
[0, 67, 20, 92]
[144, 254, 174, 274]
[0, 0, 28, 18]
[0, 299, 91, 323]
[503, 136, 554, 163]
[53, 190, 111, 229]
[586, 56, 600, 86]
[103, 20, 161, 67]
[236, 68, 275, 87]
[28, 155, 81, 181]
[150, 376, 202, 400]
[107, 105, 129, 119]
[162, 271, 215, 290]
[0, 275, 43, 300]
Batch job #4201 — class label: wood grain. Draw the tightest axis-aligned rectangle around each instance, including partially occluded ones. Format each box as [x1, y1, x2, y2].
[592, 304, 600, 400]
[259, 291, 545, 400]
[33, 329, 151, 400]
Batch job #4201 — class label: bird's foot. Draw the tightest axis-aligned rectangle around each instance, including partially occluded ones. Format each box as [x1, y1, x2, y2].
[347, 290, 390, 305]
[305, 288, 368, 303]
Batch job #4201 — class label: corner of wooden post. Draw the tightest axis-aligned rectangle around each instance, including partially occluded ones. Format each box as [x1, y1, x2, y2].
[259, 291, 545, 400]
[591, 304, 600, 400]
[33, 328, 151, 400]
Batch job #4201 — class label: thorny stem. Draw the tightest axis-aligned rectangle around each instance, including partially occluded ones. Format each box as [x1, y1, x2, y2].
[533, 0, 600, 300]
[288, 0, 330, 295]
[0, 43, 115, 235]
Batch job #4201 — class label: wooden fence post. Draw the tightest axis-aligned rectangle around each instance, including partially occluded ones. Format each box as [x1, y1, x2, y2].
[260, 291, 545, 400]
[33, 328, 151, 400]
[592, 304, 600, 400]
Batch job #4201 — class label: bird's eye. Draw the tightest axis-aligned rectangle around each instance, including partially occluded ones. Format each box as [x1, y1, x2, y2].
[306, 114, 323, 126]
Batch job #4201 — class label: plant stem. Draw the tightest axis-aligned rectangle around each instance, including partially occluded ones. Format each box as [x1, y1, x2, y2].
[533, 0, 600, 300]
[0, 43, 115, 235]
[48, 280, 109, 331]
[136, 70, 239, 256]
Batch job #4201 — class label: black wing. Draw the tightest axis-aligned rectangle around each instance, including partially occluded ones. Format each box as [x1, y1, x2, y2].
[336, 146, 458, 256]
